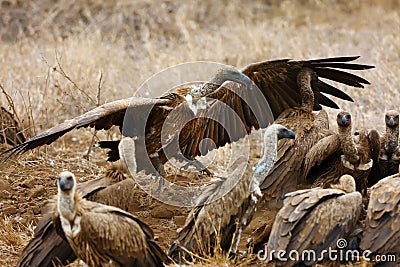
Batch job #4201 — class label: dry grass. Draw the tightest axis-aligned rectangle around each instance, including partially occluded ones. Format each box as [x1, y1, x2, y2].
[0, 0, 399, 266]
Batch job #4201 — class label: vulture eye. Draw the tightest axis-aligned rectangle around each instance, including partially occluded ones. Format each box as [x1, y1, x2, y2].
[67, 176, 73, 181]
[345, 114, 351, 120]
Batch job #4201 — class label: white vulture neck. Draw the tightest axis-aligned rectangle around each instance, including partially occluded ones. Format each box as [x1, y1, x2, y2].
[251, 126, 279, 195]
[57, 189, 77, 222]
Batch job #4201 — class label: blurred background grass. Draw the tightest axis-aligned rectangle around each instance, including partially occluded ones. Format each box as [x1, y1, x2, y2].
[0, 0, 399, 136]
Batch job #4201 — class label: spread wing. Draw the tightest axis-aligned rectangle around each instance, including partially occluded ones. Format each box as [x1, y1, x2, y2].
[2, 97, 172, 160]
[183, 56, 373, 158]
[360, 176, 400, 254]
[80, 205, 168, 266]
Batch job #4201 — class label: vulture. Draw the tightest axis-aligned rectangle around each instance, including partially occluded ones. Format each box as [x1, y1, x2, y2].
[265, 174, 362, 266]
[17, 165, 139, 267]
[2, 57, 373, 177]
[56, 171, 169, 267]
[368, 110, 400, 186]
[0, 106, 26, 146]
[304, 111, 380, 196]
[360, 168, 400, 261]
[258, 67, 333, 209]
[168, 124, 295, 262]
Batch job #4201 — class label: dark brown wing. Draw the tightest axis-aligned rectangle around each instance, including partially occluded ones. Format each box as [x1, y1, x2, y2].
[302, 133, 341, 180]
[267, 188, 362, 265]
[259, 110, 332, 208]
[79, 203, 169, 267]
[168, 161, 252, 262]
[183, 56, 373, 158]
[0, 106, 26, 146]
[17, 172, 122, 267]
[1, 97, 172, 160]
[242, 56, 373, 116]
[360, 175, 400, 254]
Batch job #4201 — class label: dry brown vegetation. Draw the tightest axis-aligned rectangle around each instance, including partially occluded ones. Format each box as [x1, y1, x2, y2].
[0, 0, 399, 266]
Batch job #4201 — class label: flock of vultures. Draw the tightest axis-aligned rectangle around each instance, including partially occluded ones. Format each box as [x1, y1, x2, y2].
[1, 56, 399, 266]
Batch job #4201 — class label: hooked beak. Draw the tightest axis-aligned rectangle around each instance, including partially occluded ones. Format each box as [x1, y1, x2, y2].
[341, 115, 347, 125]
[389, 117, 395, 127]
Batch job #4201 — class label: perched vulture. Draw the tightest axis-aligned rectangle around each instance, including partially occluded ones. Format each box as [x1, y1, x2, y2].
[56, 171, 169, 267]
[304, 111, 380, 196]
[2, 57, 373, 176]
[360, 169, 400, 261]
[368, 110, 400, 186]
[168, 124, 295, 262]
[265, 175, 362, 266]
[17, 165, 138, 267]
[259, 67, 333, 209]
[0, 106, 26, 146]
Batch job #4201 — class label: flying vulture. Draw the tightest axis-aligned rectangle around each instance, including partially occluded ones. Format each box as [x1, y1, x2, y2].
[0, 106, 26, 146]
[56, 171, 169, 267]
[368, 110, 400, 186]
[2, 57, 373, 177]
[304, 111, 380, 196]
[360, 168, 400, 261]
[168, 124, 295, 262]
[265, 174, 362, 266]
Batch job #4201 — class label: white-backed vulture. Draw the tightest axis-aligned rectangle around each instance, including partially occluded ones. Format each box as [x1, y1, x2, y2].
[56, 171, 169, 267]
[2, 57, 373, 176]
[265, 175, 362, 266]
[368, 110, 400, 186]
[258, 67, 333, 209]
[0, 106, 26, 146]
[17, 165, 139, 267]
[303, 111, 380, 196]
[167, 124, 295, 262]
[360, 168, 400, 259]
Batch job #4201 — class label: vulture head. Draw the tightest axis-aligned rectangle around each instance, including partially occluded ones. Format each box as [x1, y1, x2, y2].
[385, 110, 399, 128]
[58, 171, 76, 193]
[274, 124, 296, 140]
[337, 111, 352, 128]
[332, 174, 356, 193]
[190, 67, 252, 98]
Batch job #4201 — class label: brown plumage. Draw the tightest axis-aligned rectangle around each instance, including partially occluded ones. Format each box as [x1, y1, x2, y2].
[0, 106, 26, 146]
[168, 124, 295, 262]
[304, 111, 380, 196]
[56, 171, 169, 267]
[2, 57, 373, 174]
[266, 175, 362, 266]
[259, 68, 333, 209]
[368, 110, 400, 186]
[360, 168, 400, 257]
[17, 165, 140, 267]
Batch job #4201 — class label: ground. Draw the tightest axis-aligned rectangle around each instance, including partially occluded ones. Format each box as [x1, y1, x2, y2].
[0, 0, 399, 266]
